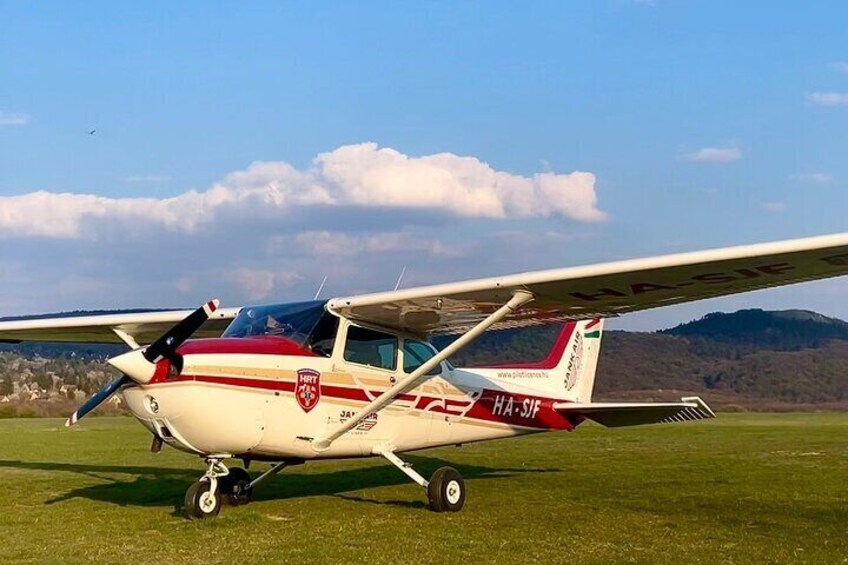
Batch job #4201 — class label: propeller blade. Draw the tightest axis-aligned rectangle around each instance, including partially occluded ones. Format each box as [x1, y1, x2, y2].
[143, 299, 220, 363]
[108, 298, 220, 384]
[65, 374, 131, 427]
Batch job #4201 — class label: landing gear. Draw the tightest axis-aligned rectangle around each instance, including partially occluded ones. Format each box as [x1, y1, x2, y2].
[426, 467, 466, 512]
[184, 457, 297, 519]
[185, 479, 221, 519]
[374, 446, 466, 513]
[185, 457, 229, 520]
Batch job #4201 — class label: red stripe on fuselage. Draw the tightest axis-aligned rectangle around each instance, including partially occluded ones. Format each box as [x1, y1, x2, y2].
[177, 337, 318, 357]
[154, 373, 574, 431]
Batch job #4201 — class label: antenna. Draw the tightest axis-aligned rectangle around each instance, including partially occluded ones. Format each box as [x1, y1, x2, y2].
[313, 275, 328, 300]
[393, 266, 407, 291]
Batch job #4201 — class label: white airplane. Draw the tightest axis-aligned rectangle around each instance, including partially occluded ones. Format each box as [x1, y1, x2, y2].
[1, 233, 847, 519]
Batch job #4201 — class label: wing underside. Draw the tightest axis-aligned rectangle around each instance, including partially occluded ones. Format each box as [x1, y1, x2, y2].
[3, 233, 848, 344]
[0, 309, 240, 345]
[328, 233, 848, 335]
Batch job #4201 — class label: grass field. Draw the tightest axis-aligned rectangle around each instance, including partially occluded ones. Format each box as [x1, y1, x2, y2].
[0, 414, 847, 564]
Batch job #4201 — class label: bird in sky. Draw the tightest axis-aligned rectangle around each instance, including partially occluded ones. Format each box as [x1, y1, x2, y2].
[87, 129, 96, 135]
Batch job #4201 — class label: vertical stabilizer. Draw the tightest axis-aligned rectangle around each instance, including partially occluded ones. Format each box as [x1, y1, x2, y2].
[571, 319, 604, 403]
[489, 319, 604, 402]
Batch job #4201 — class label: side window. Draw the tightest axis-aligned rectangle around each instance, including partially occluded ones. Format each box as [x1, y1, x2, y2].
[306, 313, 339, 357]
[344, 326, 398, 371]
[403, 340, 441, 375]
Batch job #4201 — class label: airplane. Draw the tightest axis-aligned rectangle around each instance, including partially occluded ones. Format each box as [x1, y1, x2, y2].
[1, 232, 847, 519]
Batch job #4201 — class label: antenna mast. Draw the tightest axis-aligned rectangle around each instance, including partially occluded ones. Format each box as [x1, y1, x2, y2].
[393, 266, 407, 291]
[313, 275, 328, 300]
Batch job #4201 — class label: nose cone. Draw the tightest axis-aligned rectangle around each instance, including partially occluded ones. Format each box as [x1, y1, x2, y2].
[108, 349, 157, 384]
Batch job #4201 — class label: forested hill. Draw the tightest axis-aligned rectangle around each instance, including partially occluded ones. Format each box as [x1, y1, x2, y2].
[662, 309, 848, 350]
[442, 309, 848, 410]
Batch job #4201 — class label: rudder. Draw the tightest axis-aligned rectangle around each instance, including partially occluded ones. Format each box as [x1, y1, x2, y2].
[493, 319, 604, 402]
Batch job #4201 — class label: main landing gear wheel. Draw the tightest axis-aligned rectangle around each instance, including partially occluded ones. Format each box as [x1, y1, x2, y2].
[220, 467, 253, 506]
[427, 466, 466, 513]
[185, 480, 221, 520]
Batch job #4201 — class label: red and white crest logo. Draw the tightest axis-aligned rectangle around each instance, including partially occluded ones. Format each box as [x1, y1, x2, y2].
[296, 369, 321, 413]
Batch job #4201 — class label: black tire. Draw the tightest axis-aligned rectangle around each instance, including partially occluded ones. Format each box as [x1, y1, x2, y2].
[184, 480, 222, 520]
[220, 467, 253, 506]
[427, 466, 465, 513]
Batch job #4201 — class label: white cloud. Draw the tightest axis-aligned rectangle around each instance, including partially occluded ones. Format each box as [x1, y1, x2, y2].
[806, 92, 848, 106]
[762, 202, 787, 214]
[795, 172, 832, 184]
[0, 112, 29, 126]
[0, 143, 607, 240]
[229, 268, 301, 301]
[685, 147, 742, 163]
[230, 269, 278, 301]
[290, 231, 464, 258]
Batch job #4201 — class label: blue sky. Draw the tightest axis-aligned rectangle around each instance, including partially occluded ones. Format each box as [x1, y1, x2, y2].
[1, 1, 847, 329]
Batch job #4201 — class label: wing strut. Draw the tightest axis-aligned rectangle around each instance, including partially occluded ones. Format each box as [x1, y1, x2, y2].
[311, 290, 535, 451]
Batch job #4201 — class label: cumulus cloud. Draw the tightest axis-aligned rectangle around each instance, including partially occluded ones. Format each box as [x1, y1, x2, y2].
[227, 268, 303, 301]
[685, 147, 742, 163]
[806, 92, 848, 106]
[290, 231, 463, 258]
[0, 112, 29, 126]
[230, 269, 278, 301]
[0, 143, 606, 239]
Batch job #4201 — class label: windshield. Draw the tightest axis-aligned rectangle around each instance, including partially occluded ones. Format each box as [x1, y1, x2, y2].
[222, 300, 329, 346]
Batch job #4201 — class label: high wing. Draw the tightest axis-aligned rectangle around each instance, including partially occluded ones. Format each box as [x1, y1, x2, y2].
[553, 397, 715, 428]
[328, 233, 848, 335]
[0, 308, 240, 346]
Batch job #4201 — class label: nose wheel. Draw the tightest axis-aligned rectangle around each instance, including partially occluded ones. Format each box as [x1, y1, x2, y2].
[184, 458, 293, 519]
[185, 479, 222, 519]
[185, 457, 230, 520]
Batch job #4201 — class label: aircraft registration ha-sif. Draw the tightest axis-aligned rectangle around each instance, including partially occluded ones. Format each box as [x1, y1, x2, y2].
[1, 233, 847, 519]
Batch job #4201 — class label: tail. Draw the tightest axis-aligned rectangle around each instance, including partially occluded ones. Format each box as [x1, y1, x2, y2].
[496, 319, 604, 402]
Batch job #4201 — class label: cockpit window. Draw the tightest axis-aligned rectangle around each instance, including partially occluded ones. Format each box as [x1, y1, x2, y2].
[222, 300, 329, 347]
[403, 340, 442, 375]
[344, 326, 397, 371]
[306, 313, 339, 357]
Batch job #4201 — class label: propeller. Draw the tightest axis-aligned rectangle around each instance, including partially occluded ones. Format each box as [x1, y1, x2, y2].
[65, 374, 131, 427]
[65, 299, 220, 428]
[143, 299, 220, 365]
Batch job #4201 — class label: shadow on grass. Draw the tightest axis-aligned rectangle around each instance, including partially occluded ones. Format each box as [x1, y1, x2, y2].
[0, 456, 562, 512]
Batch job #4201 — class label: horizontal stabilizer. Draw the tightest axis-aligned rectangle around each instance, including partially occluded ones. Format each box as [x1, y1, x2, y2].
[552, 396, 715, 428]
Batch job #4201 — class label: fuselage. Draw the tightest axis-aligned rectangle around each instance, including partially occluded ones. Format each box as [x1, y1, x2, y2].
[121, 335, 578, 461]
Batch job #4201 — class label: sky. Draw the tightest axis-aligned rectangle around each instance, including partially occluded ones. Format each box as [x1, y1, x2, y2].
[1, 1, 847, 330]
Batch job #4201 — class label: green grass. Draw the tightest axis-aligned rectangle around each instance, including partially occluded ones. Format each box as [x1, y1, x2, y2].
[1, 414, 847, 564]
